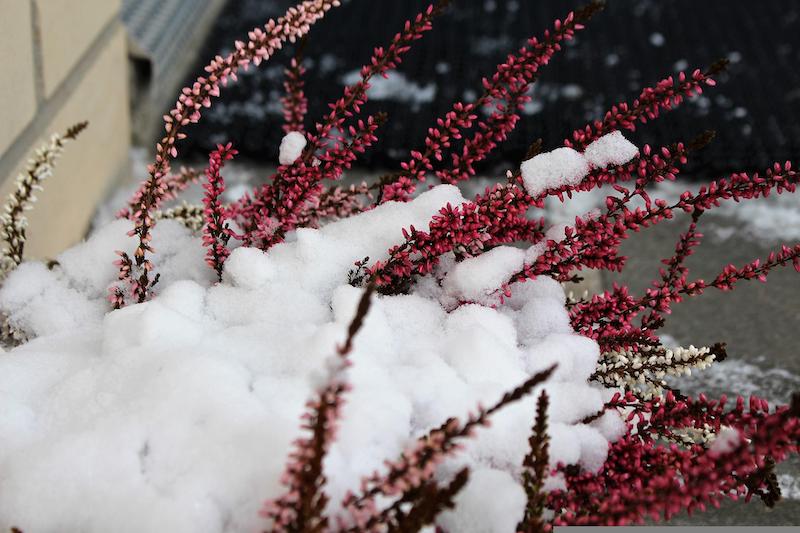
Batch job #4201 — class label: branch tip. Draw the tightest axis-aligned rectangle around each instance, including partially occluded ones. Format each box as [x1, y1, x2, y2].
[688, 130, 717, 152]
[575, 0, 607, 23]
[706, 58, 730, 77]
[64, 121, 89, 140]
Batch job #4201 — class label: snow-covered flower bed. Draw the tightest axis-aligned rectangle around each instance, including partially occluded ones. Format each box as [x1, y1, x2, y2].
[0, 184, 620, 532]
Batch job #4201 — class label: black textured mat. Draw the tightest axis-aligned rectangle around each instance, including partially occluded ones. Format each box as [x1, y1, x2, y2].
[173, 0, 800, 180]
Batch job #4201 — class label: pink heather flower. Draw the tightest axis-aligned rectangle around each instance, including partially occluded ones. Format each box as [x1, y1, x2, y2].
[379, 3, 604, 202]
[202, 143, 238, 280]
[281, 57, 308, 134]
[118, 0, 342, 304]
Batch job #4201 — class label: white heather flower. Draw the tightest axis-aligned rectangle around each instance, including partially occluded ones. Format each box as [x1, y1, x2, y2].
[594, 343, 718, 399]
[155, 203, 205, 232]
[0, 124, 86, 280]
[669, 423, 715, 446]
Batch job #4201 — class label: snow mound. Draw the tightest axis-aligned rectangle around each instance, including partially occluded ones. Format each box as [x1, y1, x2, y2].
[583, 130, 639, 168]
[709, 426, 742, 457]
[0, 186, 616, 532]
[521, 147, 590, 197]
[442, 246, 526, 305]
[520, 131, 638, 197]
[278, 131, 307, 165]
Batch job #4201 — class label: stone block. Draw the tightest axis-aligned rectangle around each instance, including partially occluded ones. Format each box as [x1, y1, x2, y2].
[34, 0, 121, 97]
[0, 28, 130, 259]
[0, 0, 37, 153]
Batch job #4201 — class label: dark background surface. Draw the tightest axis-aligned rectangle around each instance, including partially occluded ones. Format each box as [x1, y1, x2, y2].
[177, 0, 800, 180]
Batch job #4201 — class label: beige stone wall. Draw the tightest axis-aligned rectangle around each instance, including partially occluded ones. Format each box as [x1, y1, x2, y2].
[0, 0, 37, 155]
[0, 0, 130, 260]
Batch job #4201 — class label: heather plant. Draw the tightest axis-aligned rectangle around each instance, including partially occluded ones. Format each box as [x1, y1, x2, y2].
[117, 0, 342, 305]
[0, 122, 88, 346]
[0, 122, 88, 280]
[0, 1, 799, 531]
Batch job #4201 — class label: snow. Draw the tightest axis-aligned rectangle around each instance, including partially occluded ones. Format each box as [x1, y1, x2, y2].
[341, 71, 437, 109]
[523, 333, 599, 383]
[520, 147, 589, 197]
[591, 410, 628, 442]
[442, 246, 526, 304]
[705, 182, 799, 243]
[597, 179, 800, 245]
[438, 468, 526, 533]
[278, 131, 306, 165]
[520, 132, 638, 197]
[0, 219, 213, 338]
[778, 474, 800, 501]
[668, 350, 800, 407]
[719, 193, 800, 242]
[583, 130, 639, 168]
[709, 426, 742, 456]
[649, 32, 666, 47]
[223, 247, 276, 289]
[0, 185, 615, 532]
